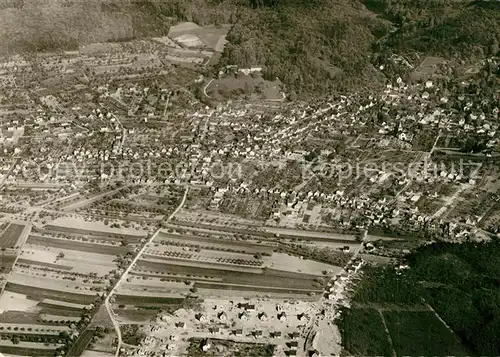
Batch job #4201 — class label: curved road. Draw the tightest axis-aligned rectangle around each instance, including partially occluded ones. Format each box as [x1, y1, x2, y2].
[106, 186, 189, 357]
[203, 78, 214, 99]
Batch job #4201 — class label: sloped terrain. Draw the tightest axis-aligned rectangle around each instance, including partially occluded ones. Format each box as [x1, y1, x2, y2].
[0, 0, 171, 53]
[0, 0, 498, 94]
[371, 0, 500, 57]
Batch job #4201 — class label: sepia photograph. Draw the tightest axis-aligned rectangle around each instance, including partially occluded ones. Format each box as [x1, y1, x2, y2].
[0, 0, 499, 356]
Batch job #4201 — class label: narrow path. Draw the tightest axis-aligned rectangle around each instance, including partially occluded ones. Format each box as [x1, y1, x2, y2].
[425, 303, 463, 344]
[162, 92, 171, 120]
[378, 310, 397, 357]
[0, 223, 31, 297]
[106, 186, 189, 357]
[0, 157, 20, 189]
[61, 184, 132, 212]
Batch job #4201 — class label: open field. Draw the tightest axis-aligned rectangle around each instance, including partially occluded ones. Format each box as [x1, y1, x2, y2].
[207, 74, 283, 101]
[0, 323, 70, 334]
[143, 247, 263, 269]
[38, 227, 143, 245]
[38, 306, 84, 318]
[264, 227, 357, 242]
[0, 311, 40, 325]
[144, 297, 319, 356]
[20, 244, 116, 276]
[0, 341, 63, 357]
[113, 295, 184, 305]
[122, 218, 349, 304]
[16, 258, 73, 270]
[8, 270, 105, 295]
[81, 350, 114, 357]
[262, 253, 342, 275]
[0, 292, 39, 314]
[0, 223, 25, 248]
[155, 232, 275, 254]
[194, 282, 321, 296]
[0, 251, 16, 273]
[42, 224, 144, 241]
[27, 235, 129, 255]
[59, 187, 132, 212]
[46, 216, 147, 239]
[112, 307, 159, 324]
[5, 282, 98, 305]
[113, 294, 186, 309]
[40, 299, 89, 310]
[133, 259, 324, 293]
[168, 219, 269, 238]
[39, 313, 82, 323]
[169, 218, 358, 247]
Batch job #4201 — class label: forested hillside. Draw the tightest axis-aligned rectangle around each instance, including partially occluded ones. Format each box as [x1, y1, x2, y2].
[0, 0, 498, 96]
[369, 0, 500, 57]
[126, 0, 500, 96]
[0, 0, 174, 52]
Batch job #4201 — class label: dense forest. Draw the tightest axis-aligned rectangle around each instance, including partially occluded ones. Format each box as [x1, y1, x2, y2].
[0, 0, 499, 95]
[343, 240, 500, 356]
[151, 0, 500, 95]
[369, 0, 500, 56]
[149, 0, 500, 95]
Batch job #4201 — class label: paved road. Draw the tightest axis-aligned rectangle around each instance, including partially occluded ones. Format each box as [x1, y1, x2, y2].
[203, 78, 214, 99]
[106, 186, 189, 357]
[378, 310, 397, 357]
[303, 230, 366, 354]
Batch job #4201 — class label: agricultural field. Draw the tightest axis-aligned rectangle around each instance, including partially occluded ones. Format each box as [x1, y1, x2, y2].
[81, 350, 114, 357]
[45, 216, 148, 240]
[0, 250, 16, 274]
[0, 223, 26, 248]
[167, 22, 230, 52]
[106, 214, 358, 342]
[0, 221, 147, 357]
[0, 341, 64, 357]
[86, 185, 184, 220]
[110, 217, 354, 339]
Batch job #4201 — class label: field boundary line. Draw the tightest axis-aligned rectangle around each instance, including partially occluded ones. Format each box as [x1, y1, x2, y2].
[0, 223, 31, 296]
[425, 302, 463, 345]
[378, 309, 397, 357]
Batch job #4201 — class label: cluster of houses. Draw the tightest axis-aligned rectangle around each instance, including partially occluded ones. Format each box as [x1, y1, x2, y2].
[326, 258, 363, 304]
